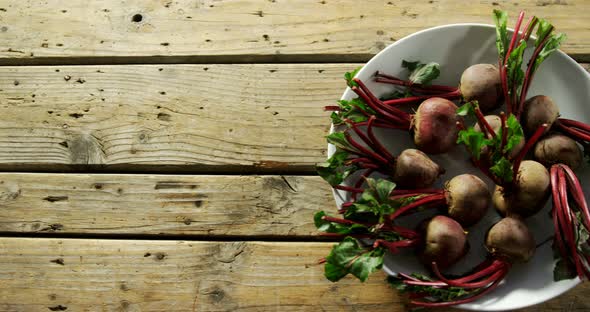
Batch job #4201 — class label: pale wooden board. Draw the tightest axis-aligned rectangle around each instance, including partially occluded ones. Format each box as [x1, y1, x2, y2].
[0, 64, 356, 172]
[0, 238, 403, 312]
[0, 0, 588, 64]
[0, 173, 332, 236]
[0, 237, 587, 312]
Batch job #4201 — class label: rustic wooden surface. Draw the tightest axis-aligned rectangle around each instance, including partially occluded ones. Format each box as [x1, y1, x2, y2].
[0, 64, 357, 173]
[0, 237, 588, 312]
[0, 0, 588, 64]
[0, 1, 588, 311]
[0, 173, 329, 236]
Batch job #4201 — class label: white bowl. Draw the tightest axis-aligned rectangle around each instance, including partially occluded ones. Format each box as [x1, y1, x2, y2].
[329, 23, 590, 311]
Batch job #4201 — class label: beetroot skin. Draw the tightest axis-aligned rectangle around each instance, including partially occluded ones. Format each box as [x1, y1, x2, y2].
[413, 97, 460, 154]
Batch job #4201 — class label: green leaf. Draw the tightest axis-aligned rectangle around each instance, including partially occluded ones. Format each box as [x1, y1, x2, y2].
[493, 10, 509, 61]
[533, 33, 567, 72]
[490, 157, 513, 183]
[316, 150, 357, 186]
[401, 60, 421, 71]
[456, 101, 477, 117]
[456, 128, 489, 160]
[344, 178, 399, 222]
[345, 67, 363, 87]
[503, 114, 525, 154]
[506, 40, 527, 100]
[324, 237, 384, 282]
[330, 98, 374, 125]
[324, 262, 349, 282]
[314, 211, 368, 235]
[349, 248, 385, 282]
[388, 275, 474, 302]
[553, 258, 577, 281]
[408, 62, 440, 85]
[534, 18, 554, 47]
[326, 132, 355, 152]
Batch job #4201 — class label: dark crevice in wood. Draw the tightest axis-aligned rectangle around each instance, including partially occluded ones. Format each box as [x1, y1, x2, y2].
[0, 164, 318, 175]
[0, 54, 375, 66]
[0, 231, 339, 242]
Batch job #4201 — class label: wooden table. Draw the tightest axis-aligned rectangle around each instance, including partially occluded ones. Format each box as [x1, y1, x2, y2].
[0, 1, 588, 311]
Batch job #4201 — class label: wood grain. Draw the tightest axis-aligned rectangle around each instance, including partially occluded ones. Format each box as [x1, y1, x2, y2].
[0, 64, 354, 172]
[0, 237, 586, 312]
[0, 173, 332, 236]
[0, 0, 588, 64]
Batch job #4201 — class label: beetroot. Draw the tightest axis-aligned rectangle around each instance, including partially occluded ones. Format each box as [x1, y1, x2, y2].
[534, 133, 583, 169]
[351, 78, 460, 154]
[419, 215, 468, 269]
[396, 217, 534, 307]
[460, 64, 503, 112]
[521, 95, 560, 136]
[493, 160, 551, 218]
[386, 174, 490, 226]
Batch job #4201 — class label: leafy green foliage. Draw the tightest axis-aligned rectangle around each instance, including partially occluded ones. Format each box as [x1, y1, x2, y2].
[493, 10, 509, 60]
[533, 33, 567, 72]
[553, 257, 577, 281]
[456, 101, 477, 117]
[345, 67, 363, 87]
[490, 157, 513, 183]
[330, 98, 374, 126]
[316, 150, 357, 186]
[506, 40, 527, 100]
[388, 275, 474, 302]
[455, 103, 524, 185]
[344, 178, 419, 224]
[324, 237, 385, 282]
[326, 132, 356, 152]
[534, 19, 553, 46]
[405, 62, 440, 85]
[503, 114, 524, 154]
[314, 211, 368, 234]
[457, 128, 488, 161]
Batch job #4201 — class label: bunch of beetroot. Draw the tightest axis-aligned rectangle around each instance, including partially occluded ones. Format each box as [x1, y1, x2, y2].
[315, 9, 590, 309]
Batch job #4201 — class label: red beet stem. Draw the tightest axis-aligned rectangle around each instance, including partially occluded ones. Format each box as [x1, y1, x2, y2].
[555, 121, 590, 143]
[351, 168, 375, 201]
[521, 16, 539, 42]
[431, 261, 505, 289]
[505, 11, 526, 65]
[389, 225, 420, 239]
[410, 269, 508, 307]
[551, 166, 569, 261]
[391, 188, 441, 196]
[373, 75, 457, 92]
[324, 105, 341, 111]
[382, 89, 461, 106]
[403, 279, 448, 287]
[318, 257, 327, 264]
[344, 132, 390, 165]
[449, 259, 507, 284]
[518, 33, 553, 117]
[366, 116, 395, 161]
[373, 238, 420, 253]
[557, 170, 584, 278]
[559, 118, 590, 132]
[475, 107, 497, 139]
[353, 78, 412, 122]
[321, 215, 372, 227]
[351, 86, 408, 126]
[387, 193, 446, 222]
[560, 164, 590, 230]
[354, 121, 408, 129]
[512, 123, 548, 182]
[344, 157, 373, 165]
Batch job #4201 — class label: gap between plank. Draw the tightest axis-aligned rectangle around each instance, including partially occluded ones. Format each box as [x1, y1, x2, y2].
[0, 231, 339, 243]
[0, 54, 588, 66]
[0, 54, 375, 66]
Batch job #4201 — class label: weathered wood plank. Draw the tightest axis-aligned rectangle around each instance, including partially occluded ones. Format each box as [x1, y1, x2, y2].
[0, 1, 588, 64]
[0, 64, 354, 172]
[0, 173, 331, 236]
[0, 237, 587, 311]
[0, 238, 403, 312]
